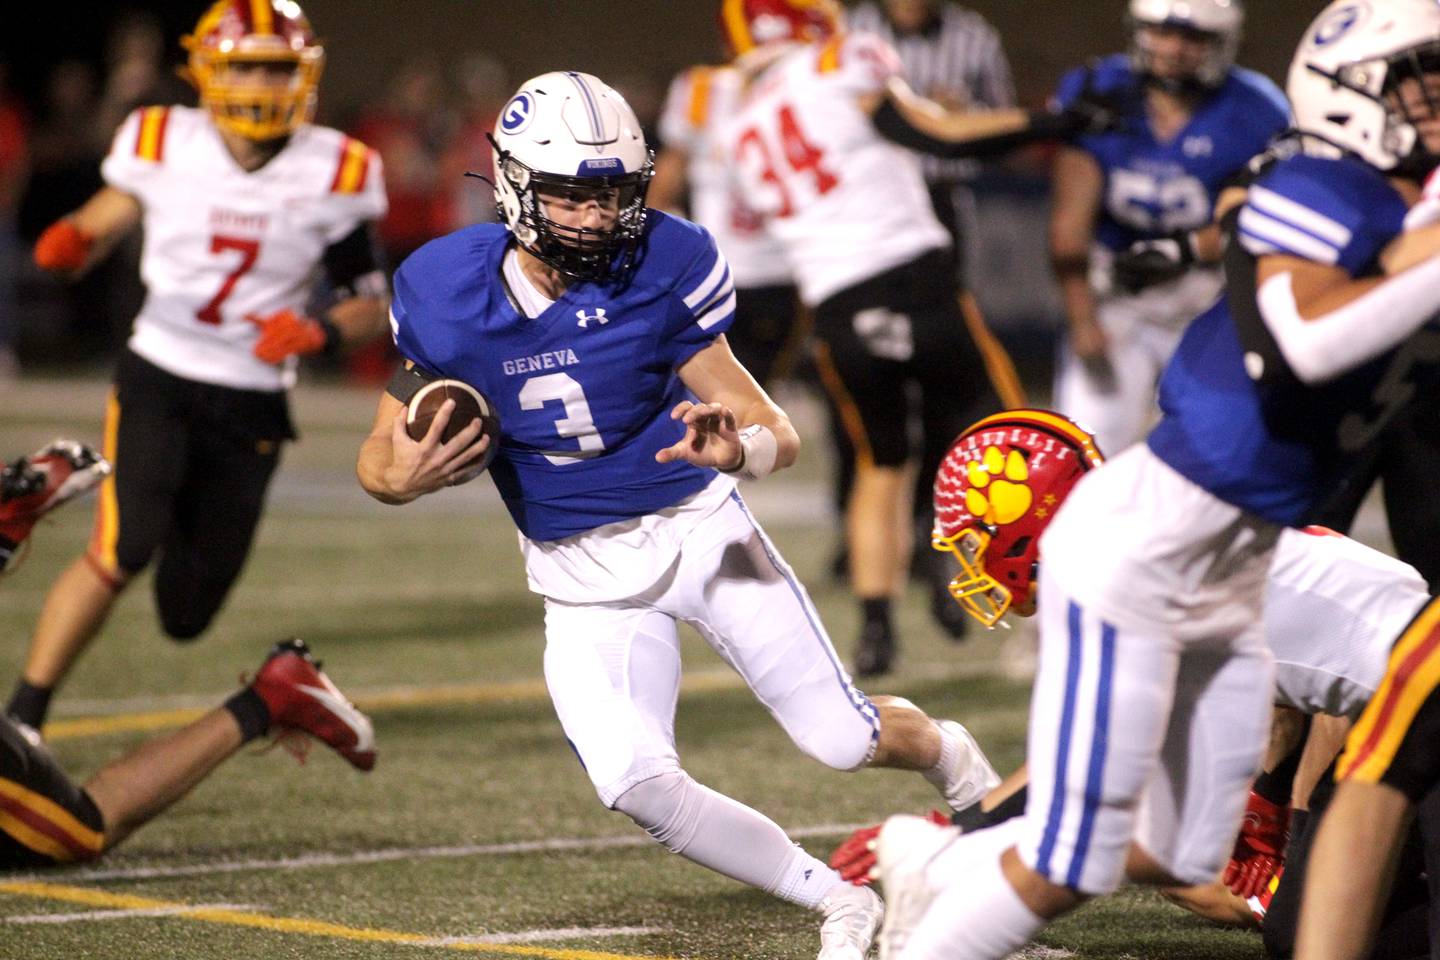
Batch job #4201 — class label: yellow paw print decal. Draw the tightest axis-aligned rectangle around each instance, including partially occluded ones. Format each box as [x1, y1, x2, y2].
[964, 446, 1031, 524]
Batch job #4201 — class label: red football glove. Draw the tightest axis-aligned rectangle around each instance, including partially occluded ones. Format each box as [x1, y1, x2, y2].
[249, 309, 334, 364]
[828, 810, 950, 885]
[1223, 791, 1289, 900]
[34, 220, 94, 273]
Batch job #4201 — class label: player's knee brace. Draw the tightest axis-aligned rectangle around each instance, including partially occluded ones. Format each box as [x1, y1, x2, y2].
[612, 771, 703, 854]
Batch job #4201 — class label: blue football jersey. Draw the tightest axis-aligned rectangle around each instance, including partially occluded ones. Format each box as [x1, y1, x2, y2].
[1147, 153, 1425, 527]
[1053, 55, 1289, 252]
[390, 212, 737, 541]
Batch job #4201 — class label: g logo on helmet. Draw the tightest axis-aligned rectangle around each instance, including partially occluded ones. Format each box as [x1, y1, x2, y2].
[501, 93, 535, 135]
[1313, 2, 1368, 47]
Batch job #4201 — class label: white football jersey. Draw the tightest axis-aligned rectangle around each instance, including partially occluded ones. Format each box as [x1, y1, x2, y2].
[102, 105, 388, 392]
[724, 34, 950, 306]
[659, 66, 792, 290]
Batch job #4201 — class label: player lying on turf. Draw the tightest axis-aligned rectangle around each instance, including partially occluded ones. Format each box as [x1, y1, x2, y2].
[356, 70, 1006, 960]
[828, 410, 1440, 958]
[0, 442, 375, 868]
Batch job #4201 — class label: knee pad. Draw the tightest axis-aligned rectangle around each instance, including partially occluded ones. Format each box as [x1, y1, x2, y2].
[612, 771, 702, 854]
[791, 721, 875, 772]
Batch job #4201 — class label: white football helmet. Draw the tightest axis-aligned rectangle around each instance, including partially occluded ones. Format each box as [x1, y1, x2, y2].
[490, 72, 653, 281]
[1288, 0, 1440, 173]
[1128, 0, 1244, 91]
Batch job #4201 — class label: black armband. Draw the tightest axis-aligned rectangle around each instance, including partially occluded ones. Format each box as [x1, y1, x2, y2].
[322, 221, 389, 299]
[385, 360, 440, 405]
[317, 316, 342, 358]
[872, 98, 1039, 160]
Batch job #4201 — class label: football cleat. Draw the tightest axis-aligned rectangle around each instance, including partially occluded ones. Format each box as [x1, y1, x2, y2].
[250, 639, 376, 771]
[929, 720, 1002, 812]
[0, 440, 111, 574]
[817, 881, 884, 960]
[855, 621, 895, 678]
[875, 814, 959, 960]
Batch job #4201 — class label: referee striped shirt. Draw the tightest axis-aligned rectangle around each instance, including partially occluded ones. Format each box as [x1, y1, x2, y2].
[848, 2, 1016, 182]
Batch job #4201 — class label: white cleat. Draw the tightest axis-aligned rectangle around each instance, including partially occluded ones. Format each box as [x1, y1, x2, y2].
[875, 814, 959, 960]
[817, 881, 884, 960]
[935, 719, 1001, 812]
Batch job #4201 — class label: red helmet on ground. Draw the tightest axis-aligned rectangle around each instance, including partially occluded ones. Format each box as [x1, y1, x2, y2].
[181, 0, 324, 141]
[718, 0, 843, 59]
[932, 410, 1104, 627]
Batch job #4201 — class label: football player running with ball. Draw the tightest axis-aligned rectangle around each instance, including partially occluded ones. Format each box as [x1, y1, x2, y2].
[356, 72, 1001, 960]
[5, 0, 390, 736]
[866, 2, 1440, 957]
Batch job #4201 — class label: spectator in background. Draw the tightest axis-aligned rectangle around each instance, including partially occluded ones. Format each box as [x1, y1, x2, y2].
[0, 61, 28, 379]
[93, 9, 194, 140]
[436, 53, 508, 230]
[349, 59, 453, 384]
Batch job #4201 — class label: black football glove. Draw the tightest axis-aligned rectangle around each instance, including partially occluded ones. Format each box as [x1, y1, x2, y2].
[1112, 232, 1198, 292]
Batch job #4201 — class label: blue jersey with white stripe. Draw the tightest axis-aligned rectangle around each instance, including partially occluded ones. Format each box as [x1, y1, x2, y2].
[1148, 153, 1417, 526]
[391, 212, 737, 541]
[1054, 56, 1288, 252]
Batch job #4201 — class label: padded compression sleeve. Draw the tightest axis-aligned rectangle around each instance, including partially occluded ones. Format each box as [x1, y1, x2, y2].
[1256, 255, 1440, 384]
[872, 98, 1053, 160]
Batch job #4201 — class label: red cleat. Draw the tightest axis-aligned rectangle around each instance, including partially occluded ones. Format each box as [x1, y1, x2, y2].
[250, 639, 376, 771]
[0, 440, 111, 572]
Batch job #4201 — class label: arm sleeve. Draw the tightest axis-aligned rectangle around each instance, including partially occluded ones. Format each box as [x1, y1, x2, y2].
[665, 228, 736, 366]
[321, 221, 389, 298]
[1236, 160, 1404, 274]
[656, 69, 702, 153]
[99, 108, 160, 201]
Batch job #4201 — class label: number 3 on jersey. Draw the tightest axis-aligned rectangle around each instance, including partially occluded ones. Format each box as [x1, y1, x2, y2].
[519, 372, 606, 466]
[735, 104, 838, 218]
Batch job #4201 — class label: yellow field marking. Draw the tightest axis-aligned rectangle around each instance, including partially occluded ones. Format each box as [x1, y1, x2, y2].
[41, 671, 748, 742]
[0, 881, 676, 959]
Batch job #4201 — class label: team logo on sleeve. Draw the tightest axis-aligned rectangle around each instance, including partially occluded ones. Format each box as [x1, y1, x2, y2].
[501, 93, 535, 135]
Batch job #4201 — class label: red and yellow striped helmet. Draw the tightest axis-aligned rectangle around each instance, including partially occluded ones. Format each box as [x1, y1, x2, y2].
[932, 410, 1104, 627]
[717, 0, 843, 59]
[181, 0, 324, 141]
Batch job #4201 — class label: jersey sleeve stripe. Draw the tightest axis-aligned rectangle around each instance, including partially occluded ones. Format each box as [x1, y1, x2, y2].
[1337, 597, 1440, 783]
[134, 107, 169, 163]
[817, 36, 844, 73]
[687, 69, 713, 128]
[696, 289, 737, 331]
[330, 138, 371, 195]
[682, 253, 730, 309]
[1237, 208, 1340, 265]
[693, 267, 734, 316]
[1247, 185, 1353, 247]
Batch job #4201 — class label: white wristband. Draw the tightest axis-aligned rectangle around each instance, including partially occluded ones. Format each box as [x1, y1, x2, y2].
[720, 424, 778, 482]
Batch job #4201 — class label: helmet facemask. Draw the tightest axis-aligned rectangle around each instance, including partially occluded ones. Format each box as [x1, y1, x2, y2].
[491, 133, 653, 283]
[930, 525, 1020, 628]
[181, 0, 324, 142]
[1321, 40, 1440, 176]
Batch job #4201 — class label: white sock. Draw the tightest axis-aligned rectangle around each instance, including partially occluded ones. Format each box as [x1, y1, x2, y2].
[921, 720, 960, 794]
[904, 827, 1044, 960]
[614, 772, 842, 909]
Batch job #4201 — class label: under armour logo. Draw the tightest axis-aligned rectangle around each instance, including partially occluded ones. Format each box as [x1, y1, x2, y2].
[576, 308, 608, 328]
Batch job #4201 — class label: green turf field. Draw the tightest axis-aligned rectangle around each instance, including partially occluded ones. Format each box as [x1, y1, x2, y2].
[0, 376, 1276, 959]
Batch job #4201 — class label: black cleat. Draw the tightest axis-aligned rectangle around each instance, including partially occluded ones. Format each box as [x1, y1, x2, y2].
[854, 622, 895, 678]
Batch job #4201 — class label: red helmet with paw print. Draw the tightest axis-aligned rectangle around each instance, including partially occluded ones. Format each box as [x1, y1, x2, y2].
[932, 410, 1104, 627]
[718, 0, 843, 59]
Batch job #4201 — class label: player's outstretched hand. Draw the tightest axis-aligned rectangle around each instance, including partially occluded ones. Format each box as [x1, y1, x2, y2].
[1222, 791, 1289, 900]
[654, 401, 743, 470]
[381, 400, 488, 502]
[249, 309, 334, 364]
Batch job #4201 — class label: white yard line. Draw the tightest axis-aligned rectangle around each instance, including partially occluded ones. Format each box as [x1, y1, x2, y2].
[6, 902, 259, 924]
[18, 823, 866, 884]
[429, 926, 666, 946]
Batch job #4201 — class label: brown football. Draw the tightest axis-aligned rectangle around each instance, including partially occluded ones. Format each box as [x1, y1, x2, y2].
[405, 379, 500, 474]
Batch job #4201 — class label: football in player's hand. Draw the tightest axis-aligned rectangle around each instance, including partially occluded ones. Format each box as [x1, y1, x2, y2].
[405, 379, 500, 474]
